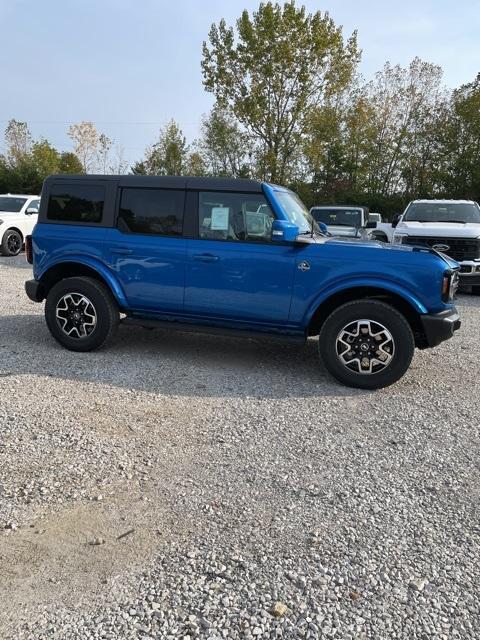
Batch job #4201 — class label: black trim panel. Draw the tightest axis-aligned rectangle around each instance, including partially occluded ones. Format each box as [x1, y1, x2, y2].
[122, 316, 306, 342]
[25, 279, 45, 302]
[420, 307, 460, 348]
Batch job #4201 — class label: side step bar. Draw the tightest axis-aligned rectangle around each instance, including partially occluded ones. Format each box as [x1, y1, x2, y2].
[122, 316, 306, 343]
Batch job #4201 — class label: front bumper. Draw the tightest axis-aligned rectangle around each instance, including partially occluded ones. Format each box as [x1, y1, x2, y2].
[420, 308, 460, 348]
[25, 279, 45, 302]
[458, 261, 480, 285]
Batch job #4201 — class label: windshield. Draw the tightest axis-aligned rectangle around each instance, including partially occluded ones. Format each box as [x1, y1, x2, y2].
[0, 197, 27, 212]
[275, 190, 321, 234]
[404, 202, 480, 223]
[311, 208, 362, 227]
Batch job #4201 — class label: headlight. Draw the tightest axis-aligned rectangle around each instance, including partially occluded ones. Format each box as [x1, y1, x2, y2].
[393, 233, 407, 244]
[442, 270, 458, 302]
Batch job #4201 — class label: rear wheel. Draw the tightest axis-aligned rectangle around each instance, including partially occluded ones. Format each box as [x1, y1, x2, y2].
[45, 277, 119, 351]
[319, 300, 414, 389]
[1, 229, 22, 256]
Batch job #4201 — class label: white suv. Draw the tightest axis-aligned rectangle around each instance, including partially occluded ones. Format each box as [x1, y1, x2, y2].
[393, 199, 480, 292]
[0, 194, 40, 256]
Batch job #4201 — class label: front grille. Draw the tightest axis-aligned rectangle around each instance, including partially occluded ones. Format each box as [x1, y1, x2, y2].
[404, 236, 480, 262]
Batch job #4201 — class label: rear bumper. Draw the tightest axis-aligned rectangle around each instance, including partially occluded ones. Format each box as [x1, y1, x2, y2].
[25, 279, 44, 302]
[420, 307, 460, 348]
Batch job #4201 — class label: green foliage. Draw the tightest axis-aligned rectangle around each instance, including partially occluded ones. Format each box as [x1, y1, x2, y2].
[0, 119, 84, 194]
[141, 120, 189, 176]
[185, 151, 207, 176]
[202, 1, 359, 183]
[200, 105, 249, 177]
[58, 152, 84, 174]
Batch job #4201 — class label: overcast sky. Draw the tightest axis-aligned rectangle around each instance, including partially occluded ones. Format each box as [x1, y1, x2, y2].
[1, 0, 479, 166]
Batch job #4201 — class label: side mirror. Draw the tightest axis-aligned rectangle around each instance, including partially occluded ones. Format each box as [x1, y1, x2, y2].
[391, 213, 402, 228]
[317, 221, 329, 235]
[26, 207, 38, 215]
[271, 219, 299, 243]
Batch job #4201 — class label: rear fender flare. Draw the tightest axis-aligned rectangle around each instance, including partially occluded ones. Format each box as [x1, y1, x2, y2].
[38, 256, 129, 309]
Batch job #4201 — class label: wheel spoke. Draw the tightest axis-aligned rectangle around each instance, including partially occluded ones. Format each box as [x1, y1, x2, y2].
[55, 292, 97, 340]
[336, 319, 394, 375]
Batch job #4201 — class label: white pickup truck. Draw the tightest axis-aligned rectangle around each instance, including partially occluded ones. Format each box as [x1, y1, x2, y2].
[0, 194, 40, 256]
[310, 205, 372, 239]
[392, 199, 480, 292]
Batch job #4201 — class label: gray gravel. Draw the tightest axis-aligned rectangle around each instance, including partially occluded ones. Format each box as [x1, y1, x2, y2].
[0, 253, 479, 639]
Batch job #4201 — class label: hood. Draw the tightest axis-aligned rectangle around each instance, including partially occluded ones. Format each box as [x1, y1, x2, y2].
[322, 235, 459, 270]
[397, 221, 480, 238]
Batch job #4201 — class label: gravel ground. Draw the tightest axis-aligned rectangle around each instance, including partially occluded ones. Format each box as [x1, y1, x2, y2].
[0, 253, 479, 639]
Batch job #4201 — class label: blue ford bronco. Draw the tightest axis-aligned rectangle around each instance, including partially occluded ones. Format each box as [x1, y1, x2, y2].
[25, 176, 460, 389]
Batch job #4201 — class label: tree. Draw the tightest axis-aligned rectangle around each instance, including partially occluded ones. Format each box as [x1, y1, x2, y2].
[138, 120, 188, 175]
[202, 1, 359, 183]
[109, 144, 129, 174]
[4, 119, 32, 166]
[435, 73, 480, 200]
[363, 57, 444, 198]
[30, 139, 60, 177]
[185, 150, 207, 176]
[98, 133, 113, 173]
[58, 152, 84, 174]
[67, 121, 99, 173]
[199, 106, 249, 176]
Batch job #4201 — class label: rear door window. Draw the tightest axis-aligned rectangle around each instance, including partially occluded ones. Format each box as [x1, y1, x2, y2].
[118, 188, 185, 236]
[47, 184, 105, 223]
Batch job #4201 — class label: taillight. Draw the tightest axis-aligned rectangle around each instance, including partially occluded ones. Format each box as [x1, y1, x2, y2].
[25, 235, 33, 264]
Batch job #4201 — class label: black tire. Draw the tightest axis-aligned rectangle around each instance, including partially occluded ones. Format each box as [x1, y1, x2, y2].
[471, 286, 480, 295]
[45, 276, 119, 352]
[372, 233, 389, 243]
[319, 300, 415, 390]
[1, 229, 22, 256]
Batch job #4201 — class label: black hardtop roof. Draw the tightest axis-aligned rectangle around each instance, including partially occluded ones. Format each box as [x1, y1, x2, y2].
[44, 175, 264, 193]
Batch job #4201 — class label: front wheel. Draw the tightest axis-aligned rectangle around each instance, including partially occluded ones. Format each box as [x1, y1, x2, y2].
[45, 277, 119, 352]
[1, 229, 22, 256]
[319, 300, 415, 389]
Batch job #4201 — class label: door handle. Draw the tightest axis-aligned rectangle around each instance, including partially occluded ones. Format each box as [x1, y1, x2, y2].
[111, 247, 133, 255]
[192, 253, 220, 262]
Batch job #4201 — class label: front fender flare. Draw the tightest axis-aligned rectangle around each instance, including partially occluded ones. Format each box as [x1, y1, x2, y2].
[304, 277, 428, 326]
[38, 256, 129, 309]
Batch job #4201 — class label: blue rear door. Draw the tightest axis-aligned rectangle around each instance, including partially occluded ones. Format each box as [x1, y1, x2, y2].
[184, 190, 296, 325]
[104, 187, 186, 312]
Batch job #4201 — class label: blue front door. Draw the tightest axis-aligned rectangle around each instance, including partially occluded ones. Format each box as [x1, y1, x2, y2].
[185, 239, 296, 323]
[184, 190, 296, 324]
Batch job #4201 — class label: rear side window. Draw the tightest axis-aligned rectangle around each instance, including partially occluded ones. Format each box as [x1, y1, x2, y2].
[47, 184, 105, 223]
[118, 188, 185, 236]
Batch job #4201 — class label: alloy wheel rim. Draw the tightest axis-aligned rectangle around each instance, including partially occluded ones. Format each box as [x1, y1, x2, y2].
[55, 293, 97, 339]
[7, 233, 21, 254]
[336, 319, 394, 374]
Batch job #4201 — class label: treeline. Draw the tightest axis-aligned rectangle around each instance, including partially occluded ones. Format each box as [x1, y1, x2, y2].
[2, 2, 480, 218]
